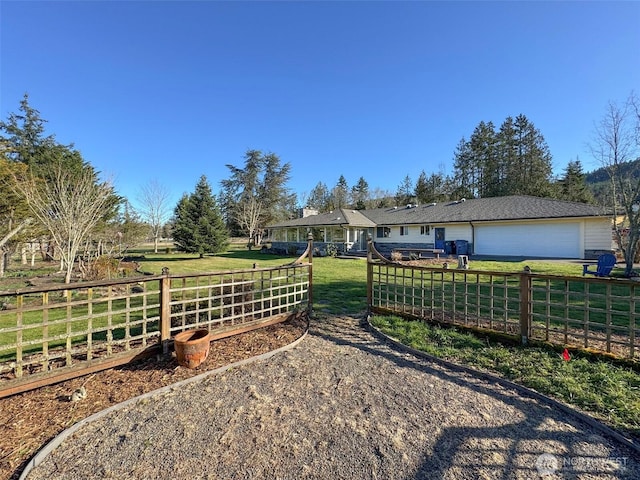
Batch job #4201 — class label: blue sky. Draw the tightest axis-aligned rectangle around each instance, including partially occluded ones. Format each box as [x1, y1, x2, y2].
[2, 1, 639, 211]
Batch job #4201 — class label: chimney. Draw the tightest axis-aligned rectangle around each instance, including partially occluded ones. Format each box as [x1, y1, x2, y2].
[299, 208, 319, 218]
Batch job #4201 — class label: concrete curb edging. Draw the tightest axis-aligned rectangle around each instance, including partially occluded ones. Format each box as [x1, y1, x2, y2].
[18, 325, 309, 480]
[365, 315, 640, 455]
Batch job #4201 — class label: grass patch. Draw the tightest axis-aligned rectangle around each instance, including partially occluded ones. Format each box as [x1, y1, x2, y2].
[370, 314, 640, 439]
[137, 247, 369, 315]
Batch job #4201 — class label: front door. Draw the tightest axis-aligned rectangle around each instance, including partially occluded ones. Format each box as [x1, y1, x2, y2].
[434, 228, 445, 250]
[359, 229, 368, 251]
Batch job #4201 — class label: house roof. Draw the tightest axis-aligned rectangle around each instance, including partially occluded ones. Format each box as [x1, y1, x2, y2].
[268, 196, 611, 229]
[269, 208, 376, 228]
[363, 196, 611, 226]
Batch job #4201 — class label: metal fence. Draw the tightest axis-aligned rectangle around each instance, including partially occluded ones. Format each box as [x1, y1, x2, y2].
[367, 243, 639, 360]
[0, 249, 312, 397]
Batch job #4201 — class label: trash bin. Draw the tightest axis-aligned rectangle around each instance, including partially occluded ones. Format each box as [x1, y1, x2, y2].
[455, 240, 468, 255]
[445, 241, 456, 255]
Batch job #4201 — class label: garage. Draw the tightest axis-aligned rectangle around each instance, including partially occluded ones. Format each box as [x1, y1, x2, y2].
[474, 222, 581, 258]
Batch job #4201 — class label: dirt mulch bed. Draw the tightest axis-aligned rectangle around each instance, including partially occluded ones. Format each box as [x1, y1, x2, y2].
[0, 317, 307, 480]
[18, 316, 640, 479]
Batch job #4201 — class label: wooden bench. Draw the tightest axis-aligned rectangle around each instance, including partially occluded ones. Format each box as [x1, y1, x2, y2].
[392, 248, 445, 260]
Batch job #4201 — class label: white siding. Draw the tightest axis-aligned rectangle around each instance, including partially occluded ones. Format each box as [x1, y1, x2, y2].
[584, 218, 614, 251]
[441, 225, 473, 242]
[475, 221, 581, 258]
[375, 224, 472, 243]
[377, 225, 427, 243]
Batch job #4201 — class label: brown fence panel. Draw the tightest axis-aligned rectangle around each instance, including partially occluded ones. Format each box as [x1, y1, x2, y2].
[369, 261, 522, 335]
[367, 241, 640, 360]
[0, 249, 312, 397]
[528, 274, 640, 358]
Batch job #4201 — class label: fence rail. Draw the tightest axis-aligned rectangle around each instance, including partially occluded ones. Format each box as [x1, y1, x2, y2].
[367, 242, 640, 360]
[0, 248, 312, 397]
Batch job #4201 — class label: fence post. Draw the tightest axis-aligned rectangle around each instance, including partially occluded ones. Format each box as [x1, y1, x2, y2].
[367, 236, 373, 313]
[160, 267, 171, 354]
[519, 268, 532, 345]
[307, 233, 313, 315]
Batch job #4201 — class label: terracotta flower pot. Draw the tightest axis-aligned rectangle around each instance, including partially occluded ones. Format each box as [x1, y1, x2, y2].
[174, 329, 211, 369]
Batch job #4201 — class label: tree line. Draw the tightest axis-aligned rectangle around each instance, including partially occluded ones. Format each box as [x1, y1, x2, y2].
[2, 93, 638, 276]
[304, 114, 597, 212]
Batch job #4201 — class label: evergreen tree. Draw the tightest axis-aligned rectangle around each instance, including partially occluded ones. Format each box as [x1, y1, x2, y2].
[510, 114, 554, 196]
[351, 177, 370, 209]
[414, 171, 430, 204]
[452, 137, 476, 198]
[173, 175, 229, 257]
[220, 150, 293, 237]
[496, 116, 518, 196]
[0, 93, 53, 167]
[414, 170, 451, 204]
[330, 175, 349, 209]
[395, 175, 414, 205]
[468, 121, 498, 197]
[558, 159, 595, 203]
[259, 152, 296, 224]
[307, 181, 331, 211]
[452, 115, 554, 198]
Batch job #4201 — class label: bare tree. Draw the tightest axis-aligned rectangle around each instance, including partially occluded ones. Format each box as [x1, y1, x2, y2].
[0, 218, 32, 277]
[137, 180, 172, 253]
[13, 163, 116, 283]
[235, 196, 263, 247]
[589, 92, 640, 276]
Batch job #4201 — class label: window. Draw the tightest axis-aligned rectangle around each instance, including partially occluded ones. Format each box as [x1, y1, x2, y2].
[420, 225, 431, 235]
[331, 227, 345, 241]
[400, 226, 409, 236]
[310, 227, 324, 242]
[376, 227, 390, 238]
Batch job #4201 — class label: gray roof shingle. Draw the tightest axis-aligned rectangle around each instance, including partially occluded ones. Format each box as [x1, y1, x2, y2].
[363, 196, 611, 225]
[269, 208, 376, 228]
[268, 196, 611, 228]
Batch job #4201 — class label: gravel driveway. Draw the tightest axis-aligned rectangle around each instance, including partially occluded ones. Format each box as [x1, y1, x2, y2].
[23, 316, 640, 479]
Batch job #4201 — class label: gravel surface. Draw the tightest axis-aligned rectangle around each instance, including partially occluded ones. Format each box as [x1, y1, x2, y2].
[24, 316, 640, 480]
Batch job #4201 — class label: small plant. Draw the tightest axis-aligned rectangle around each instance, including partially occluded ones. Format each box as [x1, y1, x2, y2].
[390, 251, 403, 262]
[325, 243, 338, 258]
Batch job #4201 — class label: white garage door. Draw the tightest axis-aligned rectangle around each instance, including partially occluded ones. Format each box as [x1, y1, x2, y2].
[475, 223, 581, 258]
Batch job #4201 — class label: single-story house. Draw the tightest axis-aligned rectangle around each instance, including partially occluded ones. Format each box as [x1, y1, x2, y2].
[265, 196, 614, 260]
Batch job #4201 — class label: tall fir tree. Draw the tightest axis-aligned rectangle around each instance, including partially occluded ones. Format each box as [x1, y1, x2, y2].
[395, 175, 415, 205]
[469, 121, 498, 198]
[307, 181, 331, 211]
[414, 171, 430, 204]
[173, 175, 229, 257]
[510, 114, 554, 196]
[453, 137, 476, 198]
[330, 175, 349, 209]
[558, 159, 594, 203]
[351, 177, 370, 210]
[220, 150, 294, 236]
[452, 115, 554, 198]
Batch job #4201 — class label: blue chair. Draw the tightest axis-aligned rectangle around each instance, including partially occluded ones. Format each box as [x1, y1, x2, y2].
[582, 253, 617, 277]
